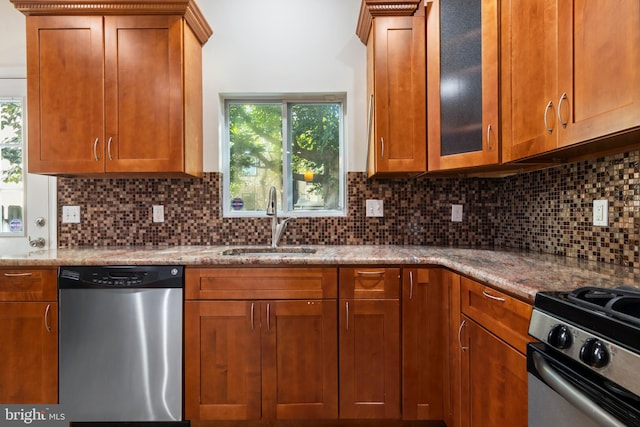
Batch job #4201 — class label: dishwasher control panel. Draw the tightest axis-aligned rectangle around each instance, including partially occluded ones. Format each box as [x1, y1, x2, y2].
[59, 265, 184, 289]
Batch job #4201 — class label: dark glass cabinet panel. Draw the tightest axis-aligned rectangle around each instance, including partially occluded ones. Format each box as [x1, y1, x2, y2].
[439, 0, 483, 156]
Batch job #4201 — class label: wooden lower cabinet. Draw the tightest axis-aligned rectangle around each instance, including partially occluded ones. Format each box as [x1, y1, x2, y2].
[0, 267, 58, 404]
[186, 299, 338, 420]
[444, 271, 531, 427]
[185, 267, 338, 421]
[338, 268, 401, 419]
[262, 300, 338, 419]
[460, 315, 527, 427]
[402, 268, 446, 420]
[339, 298, 400, 419]
[185, 300, 261, 420]
[0, 302, 58, 404]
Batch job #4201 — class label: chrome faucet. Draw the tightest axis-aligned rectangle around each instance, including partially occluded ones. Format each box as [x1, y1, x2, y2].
[266, 186, 295, 248]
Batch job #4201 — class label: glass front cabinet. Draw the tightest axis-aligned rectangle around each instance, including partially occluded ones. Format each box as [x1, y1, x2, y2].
[427, 0, 500, 171]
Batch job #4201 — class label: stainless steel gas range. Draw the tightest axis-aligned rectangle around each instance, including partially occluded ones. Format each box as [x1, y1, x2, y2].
[528, 286, 640, 427]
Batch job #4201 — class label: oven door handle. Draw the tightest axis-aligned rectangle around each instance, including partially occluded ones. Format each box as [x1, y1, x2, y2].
[532, 352, 626, 427]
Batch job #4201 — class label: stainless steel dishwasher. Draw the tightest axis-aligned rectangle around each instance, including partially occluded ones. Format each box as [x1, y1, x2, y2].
[58, 265, 186, 426]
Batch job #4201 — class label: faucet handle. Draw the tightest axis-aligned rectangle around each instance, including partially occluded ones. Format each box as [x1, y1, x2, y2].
[266, 186, 277, 215]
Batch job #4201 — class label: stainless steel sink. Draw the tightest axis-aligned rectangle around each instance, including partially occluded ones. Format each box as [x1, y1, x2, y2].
[221, 247, 317, 256]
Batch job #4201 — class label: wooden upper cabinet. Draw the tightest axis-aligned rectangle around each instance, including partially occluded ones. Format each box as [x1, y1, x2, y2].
[556, 1, 640, 148]
[357, 0, 426, 177]
[26, 16, 106, 175]
[104, 16, 186, 174]
[502, 0, 640, 163]
[14, 0, 212, 177]
[500, 0, 558, 162]
[427, 0, 500, 171]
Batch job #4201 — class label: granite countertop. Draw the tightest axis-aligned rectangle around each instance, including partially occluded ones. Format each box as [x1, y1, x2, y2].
[1, 245, 638, 303]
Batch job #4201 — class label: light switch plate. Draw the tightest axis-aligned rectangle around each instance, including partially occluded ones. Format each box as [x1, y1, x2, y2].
[366, 199, 384, 217]
[593, 199, 608, 226]
[152, 205, 165, 223]
[451, 204, 463, 222]
[62, 206, 81, 223]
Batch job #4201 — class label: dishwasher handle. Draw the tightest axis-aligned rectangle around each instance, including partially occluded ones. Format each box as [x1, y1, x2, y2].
[532, 351, 625, 427]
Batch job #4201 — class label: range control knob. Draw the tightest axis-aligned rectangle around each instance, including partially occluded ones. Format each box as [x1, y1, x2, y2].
[547, 324, 573, 349]
[579, 338, 610, 368]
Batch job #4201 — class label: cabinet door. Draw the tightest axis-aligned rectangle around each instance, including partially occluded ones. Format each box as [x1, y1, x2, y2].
[104, 15, 185, 173]
[500, 0, 558, 162]
[0, 302, 57, 403]
[556, 0, 640, 147]
[261, 300, 338, 419]
[427, 0, 500, 171]
[184, 301, 261, 420]
[402, 268, 445, 420]
[26, 16, 105, 174]
[460, 316, 527, 427]
[368, 16, 426, 177]
[339, 298, 400, 419]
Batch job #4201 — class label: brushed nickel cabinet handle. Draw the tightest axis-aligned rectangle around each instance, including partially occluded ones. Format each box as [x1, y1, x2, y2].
[44, 304, 52, 333]
[409, 271, 414, 300]
[4, 272, 33, 277]
[93, 137, 100, 161]
[486, 124, 492, 151]
[458, 320, 467, 351]
[345, 301, 349, 331]
[544, 101, 554, 134]
[558, 92, 568, 128]
[482, 289, 506, 302]
[250, 302, 255, 331]
[381, 137, 385, 159]
[356, 270, 385, 276]
[107, 137, 113, 161]
[266, 303, 271, 331]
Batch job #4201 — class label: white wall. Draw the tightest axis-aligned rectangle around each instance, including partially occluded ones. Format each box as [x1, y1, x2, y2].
[198, 0, 367, 172]
[0, 0, 27, 77]
[0, 0, 368, 172]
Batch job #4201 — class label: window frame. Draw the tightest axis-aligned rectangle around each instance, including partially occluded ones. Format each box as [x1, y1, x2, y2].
[221, 93, 347, 218]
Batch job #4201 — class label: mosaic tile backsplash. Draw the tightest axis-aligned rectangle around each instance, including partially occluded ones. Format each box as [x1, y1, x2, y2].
[57, 149, 640, 267]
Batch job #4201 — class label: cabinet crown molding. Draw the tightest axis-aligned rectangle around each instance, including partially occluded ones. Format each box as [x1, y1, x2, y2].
[10, 0, 212, 44]
[356, 0, 421, 43]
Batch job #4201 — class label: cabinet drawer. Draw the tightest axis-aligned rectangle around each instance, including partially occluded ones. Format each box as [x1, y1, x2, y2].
[185, 267, 337, 300]
[0, 268, 57, 301]
[339, 268, 400, 299]
[460, 277, 532, 354]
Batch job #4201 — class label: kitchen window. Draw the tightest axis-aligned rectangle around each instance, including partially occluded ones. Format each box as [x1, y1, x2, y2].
[0, 97, 24, 235]
[222, 95, 345, 217]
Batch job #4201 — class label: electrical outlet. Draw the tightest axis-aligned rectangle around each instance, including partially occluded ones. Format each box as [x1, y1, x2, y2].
[152, 205, 165, 223]
[366, 199, 384, 217]
[62, 206, 81, 223]
[451, 204, 463, 222]
[593, 200, 608, 226]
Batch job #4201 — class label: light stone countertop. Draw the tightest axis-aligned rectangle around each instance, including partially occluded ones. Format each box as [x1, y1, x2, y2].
[1, 245, 638, 303]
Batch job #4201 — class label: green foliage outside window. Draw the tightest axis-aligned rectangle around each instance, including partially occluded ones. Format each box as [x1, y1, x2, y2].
[0, 101, 23, 185]
[227, 99, 343, 214]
